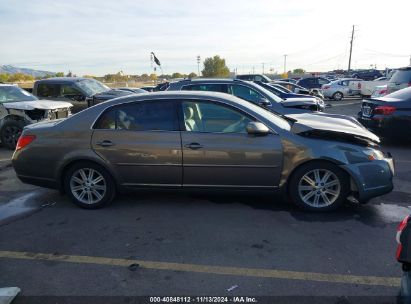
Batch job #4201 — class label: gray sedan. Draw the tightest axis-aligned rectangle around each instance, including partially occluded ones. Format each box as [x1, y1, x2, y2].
[12, 91, 394, 211]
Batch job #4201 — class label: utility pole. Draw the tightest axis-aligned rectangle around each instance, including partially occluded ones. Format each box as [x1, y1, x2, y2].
[252, 66, 255, 73]
[196, 55, 201, 76]
[283, 55, 287, 74]
[262, 63, 265, 74]
[348, 25, 355, 72]
[409, 55, 411, 66]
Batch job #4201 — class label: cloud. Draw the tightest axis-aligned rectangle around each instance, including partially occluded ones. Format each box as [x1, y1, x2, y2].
[0, 0, 410, 75]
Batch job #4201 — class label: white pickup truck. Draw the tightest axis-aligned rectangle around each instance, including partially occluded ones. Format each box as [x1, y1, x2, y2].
[357, 78, 388, 97]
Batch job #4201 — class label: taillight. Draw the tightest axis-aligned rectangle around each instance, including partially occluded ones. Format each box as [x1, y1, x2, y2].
[323, 85, 330, 90]
[358, 83, 361, 89]
[380, 89, 387, 95]
[396, 216, 410, 261]
[15, 135, 36, 151]
[374, 105, 396, 115]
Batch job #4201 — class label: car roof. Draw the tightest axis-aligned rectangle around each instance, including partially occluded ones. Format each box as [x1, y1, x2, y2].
[169, 78, 266, 90]
[35, 77, 92, 83]
[88, 90, 255, 109]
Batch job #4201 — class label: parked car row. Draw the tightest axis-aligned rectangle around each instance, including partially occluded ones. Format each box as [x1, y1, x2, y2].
[167, 78, 325, 114]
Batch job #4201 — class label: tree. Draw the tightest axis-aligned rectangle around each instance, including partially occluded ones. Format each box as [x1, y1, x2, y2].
[55, 72, 65, 77]
[201, 55, 230, 77]
[293, 68, 306, 75]
[141, 74, 149, 81]
[171, 72, 183, 79]
[280, 72, 289, 79]
[0, 74, 9, 82]
[149, 73, 157, 81]
[188, 72, 197, 79]
[7, 73, 34, 82]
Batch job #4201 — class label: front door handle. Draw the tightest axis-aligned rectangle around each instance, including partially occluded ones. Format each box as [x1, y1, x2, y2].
[184, 143, 204, 150]
[96, 140, 115, 147]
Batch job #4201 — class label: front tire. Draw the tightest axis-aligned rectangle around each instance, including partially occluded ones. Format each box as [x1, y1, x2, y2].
[288, 161, 350, 212]
[0, 120, 24, 150]
[64, 162, 116, 209]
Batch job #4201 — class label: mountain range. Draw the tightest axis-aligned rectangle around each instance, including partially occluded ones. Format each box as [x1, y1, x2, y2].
[0, 65, 56, 77]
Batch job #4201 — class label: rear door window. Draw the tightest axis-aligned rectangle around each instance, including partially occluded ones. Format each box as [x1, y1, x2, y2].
[181, 84, 227, 93]
[94, 100, 179, 131]
[36, 83, 60, 98]
[228, 84, 265, 104]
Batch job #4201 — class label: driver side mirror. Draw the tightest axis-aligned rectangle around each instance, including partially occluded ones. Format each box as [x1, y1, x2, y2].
[258, 97, 271, 107]
[246, 122, 270, 135]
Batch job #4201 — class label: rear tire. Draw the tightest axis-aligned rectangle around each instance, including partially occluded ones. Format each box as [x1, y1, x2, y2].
[288, 161, 350, 212]
[332, 92, 343, 101]
[64, 162, 116, 209]
[0, 120, 24, 150]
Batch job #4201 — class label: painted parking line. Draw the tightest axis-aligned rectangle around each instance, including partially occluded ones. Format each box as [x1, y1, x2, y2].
[0, 250, 400, 287]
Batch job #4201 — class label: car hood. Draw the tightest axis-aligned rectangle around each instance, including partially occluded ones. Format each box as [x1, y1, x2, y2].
[286, 112, 380, 144]
[282, 97, 318, 107]
[3, 100, 73, 110]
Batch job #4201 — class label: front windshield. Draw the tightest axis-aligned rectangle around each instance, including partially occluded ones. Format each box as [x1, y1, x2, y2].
[238, 96, 291, 131]
[250, 83, 284, 103]
[273, 84, 291, 93]
[0, 86, 38, 103]
[75, 79, 110, 96]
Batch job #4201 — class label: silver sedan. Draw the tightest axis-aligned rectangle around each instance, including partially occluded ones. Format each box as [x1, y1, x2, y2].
[322, 79, 360, 101]
[12, 91, 394, 212]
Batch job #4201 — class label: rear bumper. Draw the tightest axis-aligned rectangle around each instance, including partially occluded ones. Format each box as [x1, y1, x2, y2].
[341, 158, 394, 203]
[16, 174, 58, 190]
[358, 115, 410, 138]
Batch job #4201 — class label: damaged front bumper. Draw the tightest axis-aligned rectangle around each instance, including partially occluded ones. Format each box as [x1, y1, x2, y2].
[340, 156, 394, 203]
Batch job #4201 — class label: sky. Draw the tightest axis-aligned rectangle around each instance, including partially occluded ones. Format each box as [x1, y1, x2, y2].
[0, 0, 410, 76]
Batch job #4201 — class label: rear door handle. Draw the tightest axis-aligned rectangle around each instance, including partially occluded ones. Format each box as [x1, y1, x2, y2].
[96, 140, 115, 147]
[184, 143, 204, 150]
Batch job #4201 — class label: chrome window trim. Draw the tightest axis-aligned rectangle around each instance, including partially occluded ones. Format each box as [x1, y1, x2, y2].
[90, 96, 279, 135]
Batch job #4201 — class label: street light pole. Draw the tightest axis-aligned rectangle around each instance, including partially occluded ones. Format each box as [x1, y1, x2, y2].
[196, 56, 201, 76]
[283, 55, 287, 74]
[348, 25, 355, 72]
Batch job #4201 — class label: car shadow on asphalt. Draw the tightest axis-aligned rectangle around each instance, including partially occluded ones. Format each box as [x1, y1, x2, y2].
[117, 190, 394, 227]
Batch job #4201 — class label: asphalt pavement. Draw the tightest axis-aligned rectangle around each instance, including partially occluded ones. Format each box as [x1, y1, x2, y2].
[0, 98, 410, 301]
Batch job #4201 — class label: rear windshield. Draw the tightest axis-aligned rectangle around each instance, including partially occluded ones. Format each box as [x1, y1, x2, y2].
[385, 87, 411, 99]
[390, 69, 411, 83]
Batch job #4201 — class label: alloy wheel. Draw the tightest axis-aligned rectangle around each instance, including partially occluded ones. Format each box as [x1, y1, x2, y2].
[69, 168, 107, 205]
[298, 169, 341, 207]
[334, 92, 343, 100]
